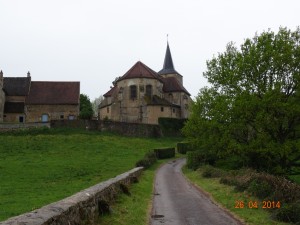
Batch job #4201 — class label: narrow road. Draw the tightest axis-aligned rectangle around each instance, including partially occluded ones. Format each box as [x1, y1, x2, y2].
[150, 158, 243, 225]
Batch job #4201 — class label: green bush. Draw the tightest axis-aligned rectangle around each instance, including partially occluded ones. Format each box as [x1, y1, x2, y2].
[272, 201, 300, 224]
[202, 165, 226, 178]
[177, 142, 193, 154]
[135, 151, 157, 169]
[248, 179, 273, 199]
[186, 151, 206, 170]
[154, 147, 175, 159]
[158, 117, 186, 135]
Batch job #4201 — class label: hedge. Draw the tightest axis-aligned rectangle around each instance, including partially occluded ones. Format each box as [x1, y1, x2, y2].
[177, 142, 193, 154]
[154, 147, 175, 159]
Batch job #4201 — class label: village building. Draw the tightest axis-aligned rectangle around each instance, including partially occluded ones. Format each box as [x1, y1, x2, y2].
[0, 71, 80, 123]
[99, 43, 192, 124]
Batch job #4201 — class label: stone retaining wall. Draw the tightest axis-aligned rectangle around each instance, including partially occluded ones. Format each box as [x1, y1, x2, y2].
[0, 122, 50, 131]
[0, 167, 143, 225]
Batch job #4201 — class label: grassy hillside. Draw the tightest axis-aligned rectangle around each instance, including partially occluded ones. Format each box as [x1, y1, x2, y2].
[0, 128, 181, 221]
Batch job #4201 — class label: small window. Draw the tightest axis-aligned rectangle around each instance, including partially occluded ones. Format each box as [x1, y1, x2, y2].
[107, 107, 110, 113]
[4, 115, 6, 118]
[60, 115, 64, 120]
[19, 116, 24, 123]
[161, 107, 164, 112]
[146, 85, 152, 97]
[130, 85, 137, 100]
[173, 108, 175, 113]
[68, 115, 75, 120]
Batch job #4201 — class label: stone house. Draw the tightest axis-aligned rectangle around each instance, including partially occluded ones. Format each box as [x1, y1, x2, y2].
[0, 71, 80, 123]
[99, 43, 192, 124]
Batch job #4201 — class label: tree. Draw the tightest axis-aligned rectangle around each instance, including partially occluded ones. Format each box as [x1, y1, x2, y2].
[79, 94, 93, 119]
[183, 27, 300, 174]
[92, 95, 104, 117]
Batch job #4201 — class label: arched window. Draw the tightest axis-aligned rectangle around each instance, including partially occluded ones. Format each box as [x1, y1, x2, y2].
[146, 85, 152, 97]
[130, 85, 137, 100]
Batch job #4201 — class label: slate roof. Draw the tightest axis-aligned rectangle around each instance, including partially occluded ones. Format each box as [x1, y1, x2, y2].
[4, 102, 25, 113]
[3, 77, 31, 96]
[118, 61, 163, 82]
[26, 82, 80, 105]
[158, 42, 182, 76]
[162, 77, 190, 96]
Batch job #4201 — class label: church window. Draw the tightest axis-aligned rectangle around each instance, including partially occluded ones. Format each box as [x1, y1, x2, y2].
[146, 85, 152, 97]
[161, 107, 164, 112]
[130, 85, 137, 100]
[107, 107, 110, 113]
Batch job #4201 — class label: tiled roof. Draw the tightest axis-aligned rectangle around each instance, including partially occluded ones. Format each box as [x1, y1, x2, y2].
[158, 42, 181, 76]
[162, 77, 190, 96]
[146, 95, 180, 107]
[3, 77, 31, 96]
[103, 86, 118, 97]
[4, 102, 25, 113]
[118, 61, 163, 82]
[26, 82, 80, 105]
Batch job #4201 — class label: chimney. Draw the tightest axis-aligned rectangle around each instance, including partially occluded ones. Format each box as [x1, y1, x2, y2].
[27, 71, 31, 78]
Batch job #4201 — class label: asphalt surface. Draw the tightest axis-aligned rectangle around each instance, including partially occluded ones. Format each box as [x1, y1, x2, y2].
[150, 158, 243, 225]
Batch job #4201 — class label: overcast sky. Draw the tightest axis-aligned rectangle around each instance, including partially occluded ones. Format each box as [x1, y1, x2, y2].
[1, 0, 299, 100]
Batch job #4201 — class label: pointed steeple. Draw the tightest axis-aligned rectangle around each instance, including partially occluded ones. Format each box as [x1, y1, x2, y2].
[158, 42, 180, 75]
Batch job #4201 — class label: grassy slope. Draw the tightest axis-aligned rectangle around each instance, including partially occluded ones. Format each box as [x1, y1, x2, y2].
[183, 167, 289, 225]
[0, 128, 181, 221]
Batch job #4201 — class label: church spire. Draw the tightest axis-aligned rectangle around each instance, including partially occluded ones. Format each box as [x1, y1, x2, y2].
[158, 41, 179, 75]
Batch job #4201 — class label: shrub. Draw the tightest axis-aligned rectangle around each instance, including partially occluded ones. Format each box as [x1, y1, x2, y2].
[154, 147, 175, 159]
[186, 151, 206, 170]
[177, 142, 193, 154]
[202, 165, 226, 178]
[135, 151, 157, 169]
[248, 179, 273, 199]
[271, 201, 300, 224]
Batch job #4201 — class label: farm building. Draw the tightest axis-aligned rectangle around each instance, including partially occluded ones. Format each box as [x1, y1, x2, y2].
[0, 71, 80, 123]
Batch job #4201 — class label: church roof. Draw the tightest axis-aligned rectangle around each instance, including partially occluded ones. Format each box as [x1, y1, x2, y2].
[103, 86, 118, 97]
[118, 61, 163, 82]
[158, 42, 182, 76]
[26, 81, 80, 105]
[162, 77, 190, 96]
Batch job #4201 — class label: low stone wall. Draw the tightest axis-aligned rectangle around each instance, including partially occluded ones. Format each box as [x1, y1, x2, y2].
[99, 121, 162, 137]
[0, 167, 143, 225]
[0, 122, 50, 131]
[50, 120, 99, 130]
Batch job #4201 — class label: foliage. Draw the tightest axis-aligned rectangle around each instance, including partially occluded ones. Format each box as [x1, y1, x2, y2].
[158, 117, 186, 135]
[154, 147, 175, 159]
[92, 95, 104, 117]
[183, 27, 300, 174]
[177, 142, 193, 154]
[135, 151, 157, 169]
[272, 201, 300, 224]
[79, 94, 93, 119]
[0, 129, 180, 221]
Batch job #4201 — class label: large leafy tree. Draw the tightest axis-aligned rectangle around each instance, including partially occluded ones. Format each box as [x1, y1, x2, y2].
[79, 94, 93, 119]
[183, 27, 300, 174]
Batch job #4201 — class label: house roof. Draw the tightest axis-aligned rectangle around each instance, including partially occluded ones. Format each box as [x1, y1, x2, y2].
[3, 77, 31, 96]
[158, 42, 182, 76]
[118, 61, 163, 82]
[26, 81, 80, 105]
[4, 102, 25, 113]
[162, 77, 190, 96]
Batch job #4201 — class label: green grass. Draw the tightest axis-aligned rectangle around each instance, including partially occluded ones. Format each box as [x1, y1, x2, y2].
[183, 167, 290, 225]
[0, 128, 182, 221]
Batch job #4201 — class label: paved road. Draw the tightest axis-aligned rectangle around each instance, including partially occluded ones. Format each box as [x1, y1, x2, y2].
[150, 158, 243, 225]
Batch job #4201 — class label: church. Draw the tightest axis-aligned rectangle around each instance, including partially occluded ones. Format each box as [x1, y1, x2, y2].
[99, 43, 192, 125]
